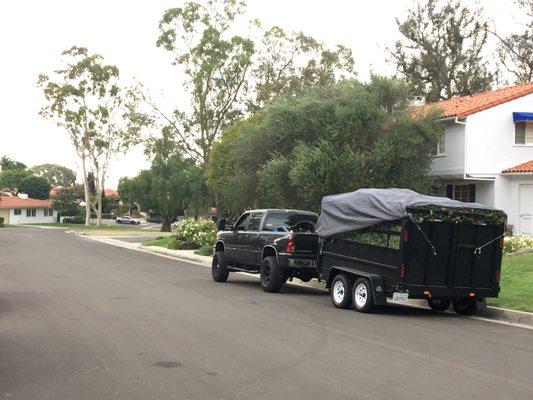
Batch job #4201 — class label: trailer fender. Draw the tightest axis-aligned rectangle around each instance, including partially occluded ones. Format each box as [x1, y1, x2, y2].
[328, 266, 387, 306]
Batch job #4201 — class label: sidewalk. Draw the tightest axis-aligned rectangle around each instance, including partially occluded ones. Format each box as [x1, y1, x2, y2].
[81, 233, 533, 329]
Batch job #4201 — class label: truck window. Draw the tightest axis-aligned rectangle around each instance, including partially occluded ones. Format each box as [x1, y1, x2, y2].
[248, 212, 264, 231]
[234, 213, 251, 231]
[340, 221, 402, 250]
[262, 212, 318, 232]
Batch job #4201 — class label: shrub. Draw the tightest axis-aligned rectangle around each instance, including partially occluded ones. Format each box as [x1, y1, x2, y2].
[503, 236, 533, 255]
[195, 244, 214, 256]
[0, 216, 4, 227]
[63, 216, 85, 224]
[174, 218, 216, 249]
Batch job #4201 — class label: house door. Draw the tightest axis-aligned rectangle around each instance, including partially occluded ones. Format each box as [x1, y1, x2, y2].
[519, 185, 533, 235]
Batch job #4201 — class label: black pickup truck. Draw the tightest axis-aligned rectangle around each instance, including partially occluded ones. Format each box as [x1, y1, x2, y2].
[212, 209, 319, 292]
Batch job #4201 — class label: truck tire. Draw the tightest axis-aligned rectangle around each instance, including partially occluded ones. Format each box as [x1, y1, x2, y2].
[427, 297, 451, 312]
[212, 251, 229, 283]
[452, 298, 478, 315]
[330, 274, 353, 309]
[260, 256, 285, 293]
[352, 277, 374, 313]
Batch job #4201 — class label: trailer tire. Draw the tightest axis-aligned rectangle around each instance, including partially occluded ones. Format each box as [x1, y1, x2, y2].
[212, 251, 229, 283]
[352, 278, 374, 313]
[261, 257, 284, 293]
[452, 298, 478, 315]
[427, 297, 452, 312]
[330, 274, 353, 309]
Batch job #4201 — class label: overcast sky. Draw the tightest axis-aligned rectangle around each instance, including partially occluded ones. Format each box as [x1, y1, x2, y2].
[0, 0, 522, 188]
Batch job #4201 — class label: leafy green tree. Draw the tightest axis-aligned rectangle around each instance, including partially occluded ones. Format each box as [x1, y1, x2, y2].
[38, 46, 149, 227]
[155, 0, 255, 165]
[124, 152, 204, 231]
[18, 176, 51, 200]
[0, 169, 30, 195]
[29, 164, 76, 187]
[207, 77, 443, 213]
[0, 156, 27, 170]
[391, 0, 494, 102]
[250, 26, 354, 110]
[52, 185, 84, 217]
[492, 0, 533, 84]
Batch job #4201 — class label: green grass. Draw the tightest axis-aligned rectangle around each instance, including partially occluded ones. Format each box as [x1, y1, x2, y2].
[27, 223, 173, 237]
[487, 252, 533, 312]
[142, 236, 175, 247]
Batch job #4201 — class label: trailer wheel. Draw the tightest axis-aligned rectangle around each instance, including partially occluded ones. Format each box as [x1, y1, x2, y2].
[330, 274, 353, 309]
[452, 298, 478, 315]
[427, 297, 451, 312]
[261, 257, 285, 293]
[212, 251, 229, 282]
[352, 278, 374, 313]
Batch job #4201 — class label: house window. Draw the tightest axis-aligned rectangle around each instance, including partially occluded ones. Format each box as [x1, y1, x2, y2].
[26, 209, 36, 217]
[432, 133, 446, 155]
[44, 209, 53, 217]
[446, 184, 476, 203]
[14, 209, 21, 215]
[515, 121, 533, 145]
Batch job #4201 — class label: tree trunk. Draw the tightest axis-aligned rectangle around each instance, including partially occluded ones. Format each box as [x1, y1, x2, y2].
[161, 217, 172, 232]
[81, 157, 91, 226]
[96, 190, 102, 228]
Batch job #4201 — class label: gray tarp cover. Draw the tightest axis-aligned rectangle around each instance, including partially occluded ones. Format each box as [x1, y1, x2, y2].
[315, 188, 490, 238]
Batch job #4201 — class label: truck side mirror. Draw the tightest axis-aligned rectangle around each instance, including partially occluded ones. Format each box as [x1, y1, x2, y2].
[217, 218, 226, 231]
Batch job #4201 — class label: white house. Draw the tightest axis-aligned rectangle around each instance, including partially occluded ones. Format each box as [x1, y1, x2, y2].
[0, 195, 56, 224]
[422, 81, 533, 235]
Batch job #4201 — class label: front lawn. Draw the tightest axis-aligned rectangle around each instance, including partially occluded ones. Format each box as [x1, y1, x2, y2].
[487, 252, 533, 312]
[142, 236, 175, 247]
[28, 222, 171, 237]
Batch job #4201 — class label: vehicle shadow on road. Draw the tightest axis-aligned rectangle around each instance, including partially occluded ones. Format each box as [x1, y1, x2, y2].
[225, 279, 327, 297]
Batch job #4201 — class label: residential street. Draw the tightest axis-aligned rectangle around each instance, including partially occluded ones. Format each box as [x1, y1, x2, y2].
[1, 227, 532, 400]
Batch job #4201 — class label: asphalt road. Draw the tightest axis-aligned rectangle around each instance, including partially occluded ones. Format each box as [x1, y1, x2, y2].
[1, 228, 532, 400]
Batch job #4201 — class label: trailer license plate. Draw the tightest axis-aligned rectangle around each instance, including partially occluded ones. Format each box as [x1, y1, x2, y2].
[392, 292, 409, 302]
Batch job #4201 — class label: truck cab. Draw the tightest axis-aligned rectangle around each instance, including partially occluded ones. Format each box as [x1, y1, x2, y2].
[212, 209, 319, 292]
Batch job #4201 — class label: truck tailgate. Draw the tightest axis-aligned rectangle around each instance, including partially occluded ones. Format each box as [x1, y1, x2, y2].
[294, 233, 319, 256]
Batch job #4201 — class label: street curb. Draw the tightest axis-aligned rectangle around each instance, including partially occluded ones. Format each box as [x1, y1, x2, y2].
[81, 234, 533, 329]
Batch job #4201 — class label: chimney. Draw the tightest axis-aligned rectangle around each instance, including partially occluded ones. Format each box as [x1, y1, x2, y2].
[18, 193, 29, 199]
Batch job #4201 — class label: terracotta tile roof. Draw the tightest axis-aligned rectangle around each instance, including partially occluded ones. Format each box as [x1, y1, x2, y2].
[416, 81, 533, 119]
[0, 196, 52, 208]
[502, 160, 533, 174]
[104, 188, 118, 197]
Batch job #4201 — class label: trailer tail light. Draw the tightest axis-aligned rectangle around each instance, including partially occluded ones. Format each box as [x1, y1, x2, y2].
[495, 270, 501, 282]
[285, 235, 296, 253]
[469, 292, 476, 297]
[402, 230, 408, 242]
[423, 290, 430, 296]
[399, 264, 406, 278]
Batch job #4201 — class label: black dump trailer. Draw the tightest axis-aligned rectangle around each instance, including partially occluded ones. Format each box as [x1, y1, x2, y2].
[315, 189, 506, 315]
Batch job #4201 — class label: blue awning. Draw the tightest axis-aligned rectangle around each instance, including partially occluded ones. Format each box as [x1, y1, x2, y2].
[513, 112, 533, 122]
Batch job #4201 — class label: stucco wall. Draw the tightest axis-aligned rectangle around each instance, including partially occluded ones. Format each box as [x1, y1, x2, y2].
[465, 93, 533, 176]
[495, 175, 533, 235]
[430, 120, 465, 177]
[7, 208, 56, 224]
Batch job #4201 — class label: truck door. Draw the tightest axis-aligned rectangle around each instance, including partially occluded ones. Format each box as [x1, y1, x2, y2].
[245, 212, 264, 266]
[225, 212, 251, 263]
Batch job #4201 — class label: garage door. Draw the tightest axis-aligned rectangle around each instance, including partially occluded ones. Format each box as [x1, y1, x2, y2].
[519, 185, 533, 235]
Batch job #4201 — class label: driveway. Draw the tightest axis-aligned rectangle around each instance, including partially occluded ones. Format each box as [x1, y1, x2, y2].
[1, 227, 532, 400]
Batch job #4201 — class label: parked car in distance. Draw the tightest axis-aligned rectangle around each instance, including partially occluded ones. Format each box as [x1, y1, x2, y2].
[116, 216, 141, 225]
[212, 209, 319, 292]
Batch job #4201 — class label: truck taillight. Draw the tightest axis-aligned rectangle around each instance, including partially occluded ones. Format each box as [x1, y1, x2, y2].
[285, 235, 296, 253]
[399, 264, 406, 278]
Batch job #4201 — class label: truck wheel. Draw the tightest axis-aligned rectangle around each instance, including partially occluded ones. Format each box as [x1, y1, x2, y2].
[260, 257, 284, 293]
[330, 274, 353, 309]
[452, 298, 478, 316]
[427, 297, 451, 312]
[352, 278, 374, 313]
[212, 251, 229, 283]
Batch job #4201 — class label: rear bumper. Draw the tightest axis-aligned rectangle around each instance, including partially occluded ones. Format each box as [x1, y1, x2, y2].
[404, 285, 500, 299]
[277, 253, 318, 269]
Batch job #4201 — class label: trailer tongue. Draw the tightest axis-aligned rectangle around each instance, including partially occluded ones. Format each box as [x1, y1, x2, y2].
[316, 188, 506, 315]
